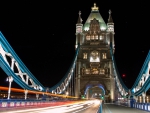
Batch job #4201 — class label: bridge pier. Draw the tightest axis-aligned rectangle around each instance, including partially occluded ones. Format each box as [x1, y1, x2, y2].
[36, 94, 39, 100]
[133, 96, 138, 102]
[142, 92, 146, 103]
[86, 89, 89, 99]
[109, 60, 115, 103]
[110, 77, 115, 103]
[75, 62, 81, 98]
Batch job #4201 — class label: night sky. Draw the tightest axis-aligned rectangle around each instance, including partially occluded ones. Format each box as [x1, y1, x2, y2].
[0, 1, 149, 89]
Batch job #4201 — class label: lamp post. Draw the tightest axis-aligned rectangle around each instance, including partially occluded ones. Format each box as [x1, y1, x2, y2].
[66, 91, 68, 95]
[6, 76, 13, 99]
[24, 89, 28, 100]
[66, 91, 69, 98]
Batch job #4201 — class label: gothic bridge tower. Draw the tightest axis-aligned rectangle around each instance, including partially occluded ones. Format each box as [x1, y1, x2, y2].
[75, 3, 115, 102]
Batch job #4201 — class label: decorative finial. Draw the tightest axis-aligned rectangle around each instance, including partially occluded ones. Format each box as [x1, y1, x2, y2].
[79, 11, 81, 16]
[109, 10, 112, 14]
[77, 11, 82, 24]
[91, 3, 99, 11]
[108, 9, 113, 23]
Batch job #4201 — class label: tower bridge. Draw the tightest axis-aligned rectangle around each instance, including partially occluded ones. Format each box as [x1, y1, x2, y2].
[0, 3, 150, 112]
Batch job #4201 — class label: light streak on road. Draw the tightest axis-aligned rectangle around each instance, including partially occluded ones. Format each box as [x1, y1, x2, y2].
[0, 100, 101, 113]
[0, 86, 78, 99]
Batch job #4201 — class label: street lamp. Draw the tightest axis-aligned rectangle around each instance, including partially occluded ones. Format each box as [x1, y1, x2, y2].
[6, 76, 13, 99]
[24, 89, 28, 100]
[66, 91, 68, 96]
[65, 91, 69, 98]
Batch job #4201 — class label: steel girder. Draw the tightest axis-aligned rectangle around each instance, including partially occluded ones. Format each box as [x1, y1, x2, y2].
[50, 45, 79, 94]
[131, 50, 150, 96]
[110, 43, 129, 97]
[0, 32, 45, 92]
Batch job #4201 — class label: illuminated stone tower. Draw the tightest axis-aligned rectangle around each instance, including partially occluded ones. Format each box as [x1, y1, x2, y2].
[75, 3, 115, 102]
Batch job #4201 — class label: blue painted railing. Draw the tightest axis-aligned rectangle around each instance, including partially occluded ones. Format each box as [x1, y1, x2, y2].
[133, 102, 150, 112]
[0, 99, 85, 110]
[97, 103, 102, 113]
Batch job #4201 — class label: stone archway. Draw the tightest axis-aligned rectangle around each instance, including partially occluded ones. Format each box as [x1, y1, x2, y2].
[84, 84, 105, 99]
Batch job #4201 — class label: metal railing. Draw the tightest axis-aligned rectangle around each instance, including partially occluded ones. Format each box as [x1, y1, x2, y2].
[97, 102, 102, 113]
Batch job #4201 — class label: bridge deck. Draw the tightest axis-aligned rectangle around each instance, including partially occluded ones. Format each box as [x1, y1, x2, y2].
[102, 103, 149, 113]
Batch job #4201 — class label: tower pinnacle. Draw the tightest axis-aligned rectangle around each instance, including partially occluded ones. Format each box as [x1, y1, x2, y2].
[108, 9, 113, 23]
[77, 11, 82, 24]
[91, 3, 99, 11]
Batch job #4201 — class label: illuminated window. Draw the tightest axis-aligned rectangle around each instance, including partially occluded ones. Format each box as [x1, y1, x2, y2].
[86, 35, 90, 40]
[91, 35, 94, 40]
[76, 27, 82, 33]
[95, 35, 98, 40]
[102, 53, 107, 59]
[85, 69, 90, 74]
[83, 53, 87, 59]
[108, 25, 114, 32]
[91, 68, 99, 74]
[90, 51, 100, 62]
[100, 35, 104, 40]
[100, 69, 105, 74]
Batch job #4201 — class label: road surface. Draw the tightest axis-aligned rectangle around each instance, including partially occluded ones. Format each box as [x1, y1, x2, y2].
[0, 100, 101, 113]
[1, 100, 149, 113]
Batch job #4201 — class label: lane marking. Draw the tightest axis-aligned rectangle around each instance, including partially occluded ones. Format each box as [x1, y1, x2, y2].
[72, 104, 94, 113]
[105, 104, 112, 113]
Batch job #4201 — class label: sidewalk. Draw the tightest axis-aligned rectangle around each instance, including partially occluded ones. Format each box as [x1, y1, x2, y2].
[102, 103, 149, 113]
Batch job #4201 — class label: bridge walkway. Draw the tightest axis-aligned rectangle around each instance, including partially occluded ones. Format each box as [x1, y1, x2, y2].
[102, 103, 149, 113]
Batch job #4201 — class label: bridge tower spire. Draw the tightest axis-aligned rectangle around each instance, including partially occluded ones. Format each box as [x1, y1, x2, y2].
[75, 11, 83, 49]
[107, 9, 115, 53]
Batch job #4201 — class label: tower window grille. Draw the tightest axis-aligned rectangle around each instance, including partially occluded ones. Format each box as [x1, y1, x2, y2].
[83, 53, 87, 59]
[102, 53, 107, 59]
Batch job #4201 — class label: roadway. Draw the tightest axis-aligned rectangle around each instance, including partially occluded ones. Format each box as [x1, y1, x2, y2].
[0, 100, 101, 113]
[0, 100, 149, 113]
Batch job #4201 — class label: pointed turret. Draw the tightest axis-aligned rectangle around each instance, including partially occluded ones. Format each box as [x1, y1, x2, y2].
[107, 9, 115, 53]
[76, 11, 83, 33]
[83, 3, 107, 31]
[108, 10, 113, 23]
[77, 11, 82, 24]
[76, 11, 83, 49]
[107, 9, 114, 32]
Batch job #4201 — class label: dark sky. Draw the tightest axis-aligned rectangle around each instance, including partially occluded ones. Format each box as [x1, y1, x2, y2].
[0, 1, 149, 89]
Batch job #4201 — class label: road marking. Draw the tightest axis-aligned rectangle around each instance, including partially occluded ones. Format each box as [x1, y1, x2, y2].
[72, 104, 94, 113]
[105, 104, 112, 113]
